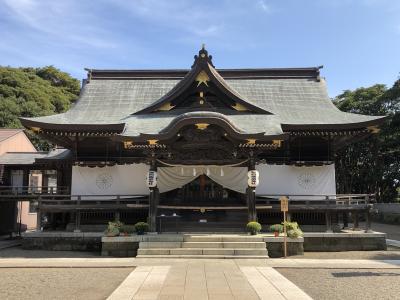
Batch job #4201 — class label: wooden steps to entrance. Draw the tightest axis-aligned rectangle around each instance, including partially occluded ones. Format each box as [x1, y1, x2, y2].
[136, 234, 269, 258]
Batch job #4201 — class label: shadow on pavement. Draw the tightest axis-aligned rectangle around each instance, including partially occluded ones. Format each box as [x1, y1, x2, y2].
[332, 271, 400, 277]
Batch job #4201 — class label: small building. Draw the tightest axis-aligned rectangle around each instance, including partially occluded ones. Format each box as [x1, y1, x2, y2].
[0, 129, 40, 233]
[6, 47, 386, 233]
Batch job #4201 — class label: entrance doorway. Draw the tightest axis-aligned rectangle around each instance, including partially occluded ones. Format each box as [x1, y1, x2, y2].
[158, 175, 248, 232]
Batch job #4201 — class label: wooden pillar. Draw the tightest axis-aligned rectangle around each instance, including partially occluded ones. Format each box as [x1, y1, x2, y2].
[325, 211, 332, 233]
[343, 212, 349, 229]
[23, 168, 29, 191]
[353, 212, 359, 230]
[246, 187, 257, 222]
[74, 196, 81, 232]
[246, 161, 257, 222]
[115, 196, 120, 222]
[365, 205, 373, 233]
[148, 163, 159, 232]
[36, 195, 42, 231]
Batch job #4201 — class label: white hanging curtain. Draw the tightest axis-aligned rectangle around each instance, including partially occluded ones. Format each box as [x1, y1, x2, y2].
[255, 164, 336, 200]
[157, 166, 248, 194]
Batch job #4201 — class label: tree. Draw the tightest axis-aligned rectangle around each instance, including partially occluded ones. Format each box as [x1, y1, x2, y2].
[334, 80, 400, 202]
[0, 66, 80, 150]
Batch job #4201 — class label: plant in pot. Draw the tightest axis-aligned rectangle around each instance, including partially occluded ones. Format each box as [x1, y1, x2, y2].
[282, 221, 304, 238]
[246, 221, 262, 235]
[134, 222, 150, 235]
[120, 225, 136, 236]
[269, 224, 283, 237]
[104, 220, 123, 237]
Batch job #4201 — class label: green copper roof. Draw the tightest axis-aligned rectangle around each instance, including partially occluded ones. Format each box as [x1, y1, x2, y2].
[121, 112, 283, 137]
[21, 71, 385, 135]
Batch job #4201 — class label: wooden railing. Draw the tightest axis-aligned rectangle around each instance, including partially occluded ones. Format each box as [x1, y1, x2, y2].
[38, 194, 149, 211]
[0, 189, 376, 232]
[256, 194, 374, 208]
[0, 186, 70, 196]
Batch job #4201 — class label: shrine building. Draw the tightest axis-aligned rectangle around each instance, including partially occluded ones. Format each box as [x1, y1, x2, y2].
[1, 46, 386, 233]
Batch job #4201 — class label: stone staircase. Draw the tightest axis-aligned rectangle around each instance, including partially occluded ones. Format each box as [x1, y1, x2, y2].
[136, 234, 269, 258]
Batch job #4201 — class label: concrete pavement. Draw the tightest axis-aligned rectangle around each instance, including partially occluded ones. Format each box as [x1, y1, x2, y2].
[1, 257, 400, 269]
[2, 257, 400, 299]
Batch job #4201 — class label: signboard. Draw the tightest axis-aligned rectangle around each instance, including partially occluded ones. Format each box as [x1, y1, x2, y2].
[280, 196, 289, 212]
[280, 196, 289, 257]
[146, 171, 157, 188]
[247, 170, 259, 187]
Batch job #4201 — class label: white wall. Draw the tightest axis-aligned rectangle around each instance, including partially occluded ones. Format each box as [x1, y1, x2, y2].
[70, 163, 336, 199]
[71, 164, 149, 196]
[256, 164, 336, 197]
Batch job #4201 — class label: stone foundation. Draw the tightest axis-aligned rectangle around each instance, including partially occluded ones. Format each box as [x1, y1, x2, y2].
[303, 232, 387, 252]
[22, 232, 102, 251]
[22, 231, 387, 256]
[101, 236, 140, 257]
[264, 237, 304, 258]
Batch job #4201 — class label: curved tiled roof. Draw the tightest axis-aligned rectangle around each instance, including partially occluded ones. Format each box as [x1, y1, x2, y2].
[20, 49, 386, 136]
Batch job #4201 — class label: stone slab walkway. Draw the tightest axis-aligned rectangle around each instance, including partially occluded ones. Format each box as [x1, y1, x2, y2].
[107, 261, 311, 300]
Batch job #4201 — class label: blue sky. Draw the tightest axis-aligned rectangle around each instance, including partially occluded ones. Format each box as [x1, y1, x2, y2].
[1, 0, 399, 97]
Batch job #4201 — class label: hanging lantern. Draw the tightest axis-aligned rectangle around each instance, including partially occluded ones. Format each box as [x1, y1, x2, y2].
[193, 168, 196, 176]
[146, 171, 157, 188]
[220, 168, 224, 177]
[206, 167, 210, 176]
[247, 170, 259, 187]
[181, 167, 184, 175]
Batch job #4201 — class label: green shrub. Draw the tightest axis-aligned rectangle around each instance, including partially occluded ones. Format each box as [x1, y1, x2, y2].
[108, 220, 123, 230]
[269, 224, 284, 233]
[106, 226, 120, 237]
[104, 220, 123, 236]
[246, 221, 262, 235]
[120, 225, 136, 234]
[282, 221, 303, 238]
[134, 222, 150, 235]
[287, 228, 303, 238]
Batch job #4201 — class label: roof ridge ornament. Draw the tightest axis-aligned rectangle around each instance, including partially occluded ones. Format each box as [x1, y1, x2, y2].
[192, 44, 215, 68]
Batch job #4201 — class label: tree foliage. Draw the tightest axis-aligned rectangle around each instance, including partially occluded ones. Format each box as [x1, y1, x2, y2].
[0, 66, 80, 149]
[334, 80, 400, 202]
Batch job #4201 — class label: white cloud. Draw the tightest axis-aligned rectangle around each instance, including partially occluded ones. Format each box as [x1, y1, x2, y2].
[109, 0, 227, 39]
[2, 0, 119, 49]
[258, 0, 271, 13]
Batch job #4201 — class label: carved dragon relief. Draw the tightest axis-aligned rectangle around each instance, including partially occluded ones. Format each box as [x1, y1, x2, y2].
[169, 126, 235, 161]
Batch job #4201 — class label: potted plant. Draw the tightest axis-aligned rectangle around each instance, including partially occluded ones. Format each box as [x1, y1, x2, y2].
[120, 225, 136, 236]
[282, 221, 304, 238]
[270, 224, 283, 237]
[104, 220, 123, 237]
[134, 222, 150, 235]
[106, 226, 120, 237]
[246, 221, 262, 235]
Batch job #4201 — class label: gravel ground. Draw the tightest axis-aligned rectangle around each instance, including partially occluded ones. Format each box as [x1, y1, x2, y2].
[277, 268, 400, 300]
[0, 267, 133, 300]
[292, 248, 400, 260]
[370, 222, 400, 240]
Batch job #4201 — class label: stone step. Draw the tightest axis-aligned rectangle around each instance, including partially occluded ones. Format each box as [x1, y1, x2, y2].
[139, 241, 182, 248]
[181, 242, 266, 249]
[137, 248, 268, 256]
[183, 235, 264, 242]
[136, 255, 269, 259]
